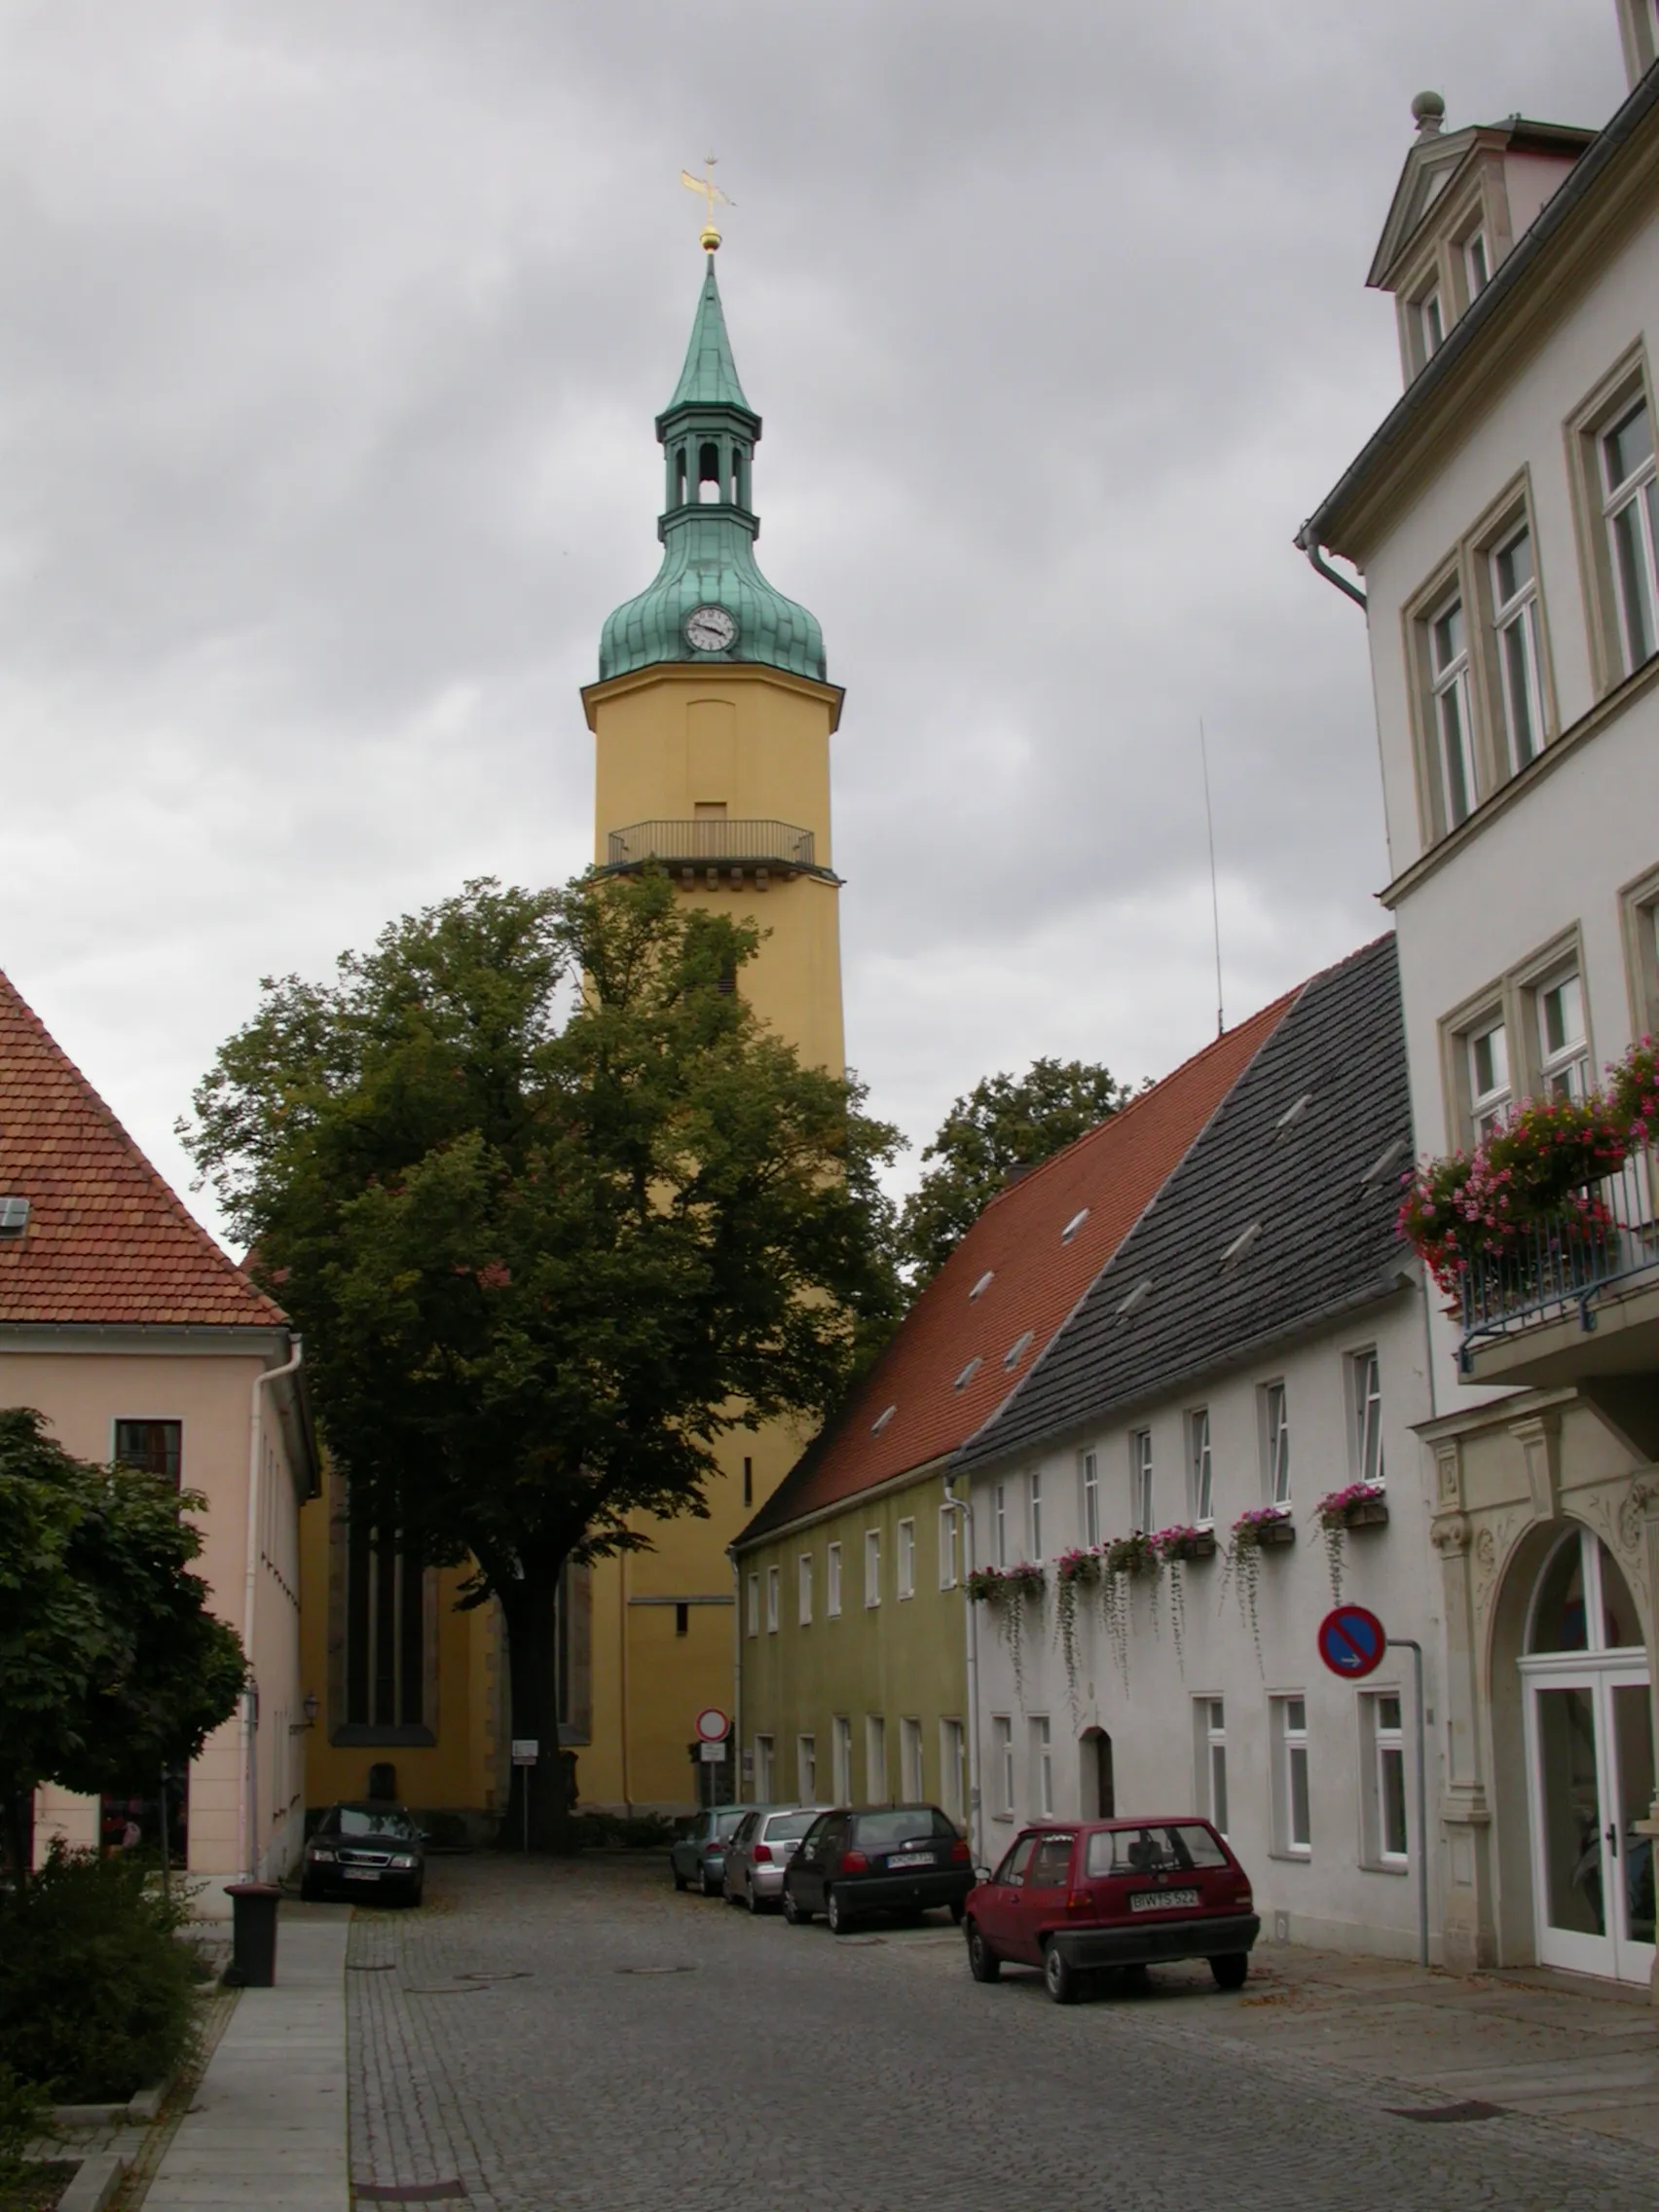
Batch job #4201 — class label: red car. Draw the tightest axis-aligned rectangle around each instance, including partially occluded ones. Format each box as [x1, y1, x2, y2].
[963, 1817, 1259, 2004]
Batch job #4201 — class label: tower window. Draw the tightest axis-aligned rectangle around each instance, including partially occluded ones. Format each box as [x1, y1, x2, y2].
[676, 447, 688, 505]
[699, 441, 721, 502]
[730, 448, 744, 503]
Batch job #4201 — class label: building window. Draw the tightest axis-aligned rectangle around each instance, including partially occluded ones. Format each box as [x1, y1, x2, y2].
[765, 1565, 780, 1635]
[797, 1553, 813, 1627]
[1467, 1016, 1511, 1139]
[675, 1602, 689, 1637]
[897, 1518, 916, 1600]
[1198, 1698, 1229, 1836]
[1428, 593, 1477, 827]
[901, 1716, 924, 1801]
[1350, 1348, 1384, 1488]
[1027, 1469, 1043, 1560]
[940, 1718, 966, 1825]
[1492, 524, 1545, 770]
[114, 1419, 183, 1484]
[992, 1715, 1014, 1818]
[797, 1733, 817, 1803]
[993, 1482, 1008, 1567]
[1416, 285, 1445, 367]
[1131, 1428, 1153, 1532]
[1030, 1715, 1053, 1818]
[1463, 228, 1490, 299]
[1262, 1383, 1290, 1506]
[1080, 1449, 1100, 1547]
[1272, 1696, 1311, 1857]
[754, 1733, 774, 1800]
[1536, 970, 1589, 1100]
[866, 1714, 887, 1802]
[831, 1715, 851, 1803]
[827, 1542, 842, 1618]
[1602, 394, 1658, 674]
[938, 1504, 959, 1590]
[1189, 1409, 1213, 1525]
[746, 1571, 759, 1638]
[1619, 865, 1659, 1039]
[1362, 1692, 1410, 1867]
[864, 1529, 881, 1607]
[345, 1519, 425, 1729]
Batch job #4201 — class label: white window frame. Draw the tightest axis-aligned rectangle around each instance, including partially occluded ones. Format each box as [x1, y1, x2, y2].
[1361, 1690, 1410, 1870]
[1131, 1428, 1153, 1532]
[1190, 1408, 1213, 1526]
[993, 1482, 1008, 1567]
[797, 1552, 813, 1628]
[1491, 522, 1545, 771]
[1027, 1468, 1043, 1561]
[1272, 1695, 1311, 1858]
[940, 1717, 966, 1825]
[1535, 969, 1589, 1100]
[1428, 590, 1478, 828]
[765, 1565, 780, 1635]
[1462, 227, 1490, 300]
[831, 1714, 852, 1803]
[1030, 1715, 1053, 1819]
[864, 1528, 881, 1608]
[754, 1733, 774, 1800]
[746, 1570, 759, 1638]
[1467, 1015, 1511, 1140]
[1262, 1382, 1290, 1506]
[938, 1504, 959, 1590]
[897, 1517, 916, 1601]
[1602, 392, 1659, 676]
[826, 1540, 842, 1618]
[1350, 1348, 1384, 1489]
[1416, 284, 1445, 368]
[866, 1714, 887, 1803]
[992, 1714, 1014, 1819]
[1198, 1697, 1229, 1837]
[797, 1733, 817, 1803]
[900, 1715, 924, 1801]
[1080, 1448, 1100, 1548]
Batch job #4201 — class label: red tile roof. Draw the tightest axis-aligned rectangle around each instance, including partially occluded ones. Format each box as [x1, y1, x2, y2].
[0, 970, 287, 1328]
[738, 989, 1296, 1546]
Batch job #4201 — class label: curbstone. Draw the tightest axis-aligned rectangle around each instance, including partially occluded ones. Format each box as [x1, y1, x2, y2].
[51, 2070, 171, 2130]
[56, 2151, 130, 2212]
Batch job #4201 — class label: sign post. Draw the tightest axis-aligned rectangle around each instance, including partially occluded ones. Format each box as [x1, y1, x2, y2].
[511, 1739, 539, 1855]
[1316, 1608, 1427, 1967]
[694, 1710, 730, 1812]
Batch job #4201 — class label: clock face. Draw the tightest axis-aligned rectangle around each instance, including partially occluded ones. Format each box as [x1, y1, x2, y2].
[685, 605, 737, 653]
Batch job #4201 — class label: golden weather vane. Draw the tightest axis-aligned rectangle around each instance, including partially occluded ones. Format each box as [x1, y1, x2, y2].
[681, 154, 733, 251]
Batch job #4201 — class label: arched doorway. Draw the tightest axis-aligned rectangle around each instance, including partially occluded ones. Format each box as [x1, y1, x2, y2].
[1079, 1728, 1114, 1820]
[1520, 1526, 1654, 1983]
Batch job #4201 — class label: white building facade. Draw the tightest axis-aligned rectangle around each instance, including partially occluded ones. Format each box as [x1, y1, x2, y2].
[1299, 15, 1659, 1992]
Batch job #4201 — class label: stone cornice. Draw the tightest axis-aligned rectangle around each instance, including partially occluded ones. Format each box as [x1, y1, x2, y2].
[581, 658, 844, 734]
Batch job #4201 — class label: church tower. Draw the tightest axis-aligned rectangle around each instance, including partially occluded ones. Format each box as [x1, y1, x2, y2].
[575, 244, 847, 1810]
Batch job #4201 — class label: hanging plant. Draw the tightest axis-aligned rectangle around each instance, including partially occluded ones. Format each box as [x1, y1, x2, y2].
[1052, 1547, 1100, 1722]
[970, 1561, 1046, 1709]
[1221, 1507, 1291, 1671]
[1097, 1545, 1129, 1690]
[1312, 1483, 1388, 1604]
[1149, 1525, 1211, 1669]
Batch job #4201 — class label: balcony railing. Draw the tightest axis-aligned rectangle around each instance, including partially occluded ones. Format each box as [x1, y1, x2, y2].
[1458, 1142, 1659, 1371]
[603, 819, 830, 879]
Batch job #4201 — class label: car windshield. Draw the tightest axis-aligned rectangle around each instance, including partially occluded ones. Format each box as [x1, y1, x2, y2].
[334, 1808, 419, 1840]
[1086, 1823, 1229, 1878]
[764, 1811, 819, 1841]
[713, 1811, 748, 1839]
[854, 1809, 955, 1850]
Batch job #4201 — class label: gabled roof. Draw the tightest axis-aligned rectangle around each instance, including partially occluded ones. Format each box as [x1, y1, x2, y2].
[952, 935, 1410, 1477]
[1367, 116, 1592, 291]
[0, 970, 287, 1329]
[735, 990, 1295, 1550]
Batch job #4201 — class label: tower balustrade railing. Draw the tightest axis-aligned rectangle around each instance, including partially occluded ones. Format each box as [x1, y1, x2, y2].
[605, 820, 819, 871]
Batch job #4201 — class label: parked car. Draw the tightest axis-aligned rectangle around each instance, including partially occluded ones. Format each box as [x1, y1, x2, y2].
[670, 1805, 751, 1895]
[300, 1801, 426, 1905]
[721, 1806, 830, 1910]
[963, 1817, 1258, 2003]
[782, 1805, 974, 1933]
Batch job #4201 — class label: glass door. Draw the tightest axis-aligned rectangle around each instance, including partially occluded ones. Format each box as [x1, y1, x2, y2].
[1608, 1673, 1655, 1983]
[1524, 1665, 1654, 1983]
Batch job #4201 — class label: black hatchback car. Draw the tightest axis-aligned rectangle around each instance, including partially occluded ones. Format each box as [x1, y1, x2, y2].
[300, 1801, 426, 1905]
[782, 1805, 973, 1933]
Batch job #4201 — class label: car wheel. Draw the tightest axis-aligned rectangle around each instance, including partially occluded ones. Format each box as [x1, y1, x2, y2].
[406, 1882, 424, 1909]
[965, 1921, 1001, 1983]
[826, 1886, 856, 1936]
[673, 1866, 688, 1893]
[782, 1889, 811, 1925]
[1210, 1952, 1249, 1991]
[745, 1878, 762, 1914]
[700, 1867, 720, 1897]
[1043, 1942, 1081, 2006]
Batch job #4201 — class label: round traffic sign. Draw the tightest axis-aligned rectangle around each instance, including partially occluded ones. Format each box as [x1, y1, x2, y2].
[1317, 1604, 1387, 1679]
[694, 1707, 731, 1744]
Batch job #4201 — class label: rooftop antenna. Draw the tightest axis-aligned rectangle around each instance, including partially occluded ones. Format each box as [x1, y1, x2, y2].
[1198, 717, 1224, 1037]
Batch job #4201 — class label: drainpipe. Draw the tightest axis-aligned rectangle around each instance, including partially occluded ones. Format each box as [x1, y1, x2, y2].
[240, 1338, 304, 1883]
[727, 1544, 743, 1801]
[941, 1478, 982, 1869]
[1293, 524, 1368, 610]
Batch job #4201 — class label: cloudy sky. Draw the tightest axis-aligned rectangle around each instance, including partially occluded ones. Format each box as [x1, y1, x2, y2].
[0, 0, 1631, 1236]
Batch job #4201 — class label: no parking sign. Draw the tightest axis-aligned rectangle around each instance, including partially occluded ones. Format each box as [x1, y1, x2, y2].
[1316, 1604, 1387, 1679]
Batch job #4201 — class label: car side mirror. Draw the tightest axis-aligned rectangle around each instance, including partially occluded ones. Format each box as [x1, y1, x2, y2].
[975, 1866, 993, 1883]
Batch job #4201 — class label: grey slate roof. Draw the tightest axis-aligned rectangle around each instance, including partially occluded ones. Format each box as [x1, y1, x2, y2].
[951, 934, 1412, 1475]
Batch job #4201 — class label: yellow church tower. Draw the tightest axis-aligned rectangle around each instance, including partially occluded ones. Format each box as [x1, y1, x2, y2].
[574, 237, 847, 1811]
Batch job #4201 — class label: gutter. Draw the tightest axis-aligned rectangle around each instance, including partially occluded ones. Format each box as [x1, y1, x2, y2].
[239, 1336, 304, 1882]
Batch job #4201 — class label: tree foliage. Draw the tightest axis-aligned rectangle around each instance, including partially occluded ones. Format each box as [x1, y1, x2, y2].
[0, 1408, 245, 1880]
[180, 872, 901, 1840]
[898, 1057, 1132, 1282]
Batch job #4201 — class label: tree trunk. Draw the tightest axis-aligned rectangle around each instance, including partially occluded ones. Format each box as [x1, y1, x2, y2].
[495, 1568, 578, 1853]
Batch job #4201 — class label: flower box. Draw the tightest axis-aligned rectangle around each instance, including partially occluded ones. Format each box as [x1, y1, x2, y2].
[1230, 1505, 1294, 1553]
[1256, 1517, 1296, 1548]
[1150, 1524, 1217, 1565]
[1344, 1497, 1389, 1530]
[1314, 1482, 1388, 1533]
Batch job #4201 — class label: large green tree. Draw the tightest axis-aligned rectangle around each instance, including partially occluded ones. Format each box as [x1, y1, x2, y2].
[0, 1409, 246, 1884]
[182, 873, 900, 1844]
[899, 1057, 1133, 1283]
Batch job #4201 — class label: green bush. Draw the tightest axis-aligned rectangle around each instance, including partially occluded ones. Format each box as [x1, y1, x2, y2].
[0, 2062, 52, 2180]
[0, 1848, 199, 2102]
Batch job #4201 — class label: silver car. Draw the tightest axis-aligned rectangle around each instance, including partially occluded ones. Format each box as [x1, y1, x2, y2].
[722, 1805, 830, 1911]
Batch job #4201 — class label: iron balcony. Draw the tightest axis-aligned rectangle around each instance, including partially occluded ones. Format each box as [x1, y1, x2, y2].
[601, 820, 838, 884]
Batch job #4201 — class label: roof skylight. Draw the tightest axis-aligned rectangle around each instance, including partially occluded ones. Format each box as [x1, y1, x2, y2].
[1003, 1330, 1034, 1371]
[1116, 1276, 1154, 1316]
[1275, 1091, 1314, 1131]
[953, 1356, 982, 1391]
[870, 1404, 897, 1436]
[969, 1270, 995, 1301]
[1060, 1207, 1089, 1244]
[0, 1197, 29, 1236]
[1221, 1222, 1262, 1268]
[1361, 1136, 1410, 1186]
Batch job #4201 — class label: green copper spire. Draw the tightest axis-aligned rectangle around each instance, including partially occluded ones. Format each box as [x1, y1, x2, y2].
[598, 256, 827, 685]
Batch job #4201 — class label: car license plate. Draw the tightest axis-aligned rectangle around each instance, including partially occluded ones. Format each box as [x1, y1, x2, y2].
[887, 1852, 935, 1868]
[1129, 1887, 1199, 1912]
[344, 1869, 381, 1882]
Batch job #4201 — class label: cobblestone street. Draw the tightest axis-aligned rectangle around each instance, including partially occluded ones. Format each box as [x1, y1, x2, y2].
[345, 1855, 1659, 2212]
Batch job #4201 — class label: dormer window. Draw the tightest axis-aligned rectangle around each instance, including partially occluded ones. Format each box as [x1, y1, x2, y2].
[1463, 229, 1490, 300]
[1417, 286, 1445, 366]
